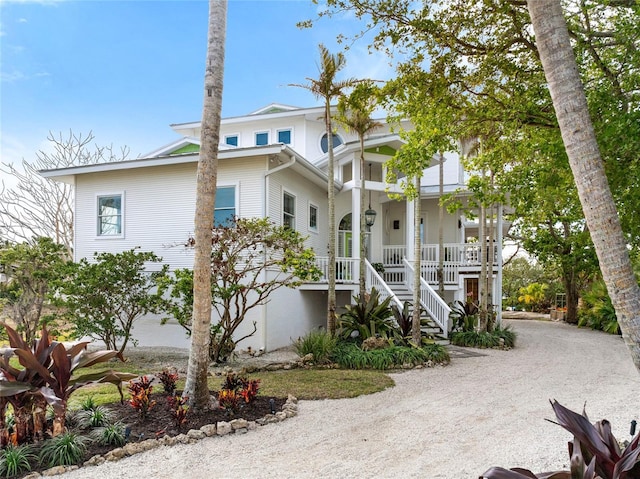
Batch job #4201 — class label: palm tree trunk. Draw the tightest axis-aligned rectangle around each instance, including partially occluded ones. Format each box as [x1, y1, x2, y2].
[185, 0, 226, 409]
[528, 0, 640, 372]
[327, 100, 337, 335]
[438, 152, 445, 297]
[412, 175, 422, 344]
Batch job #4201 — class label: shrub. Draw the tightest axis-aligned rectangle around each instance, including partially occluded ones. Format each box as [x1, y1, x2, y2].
[166, 395, 189, 428]
[449, 300, 478, 332]
[481, 400, 640, 478]
[0, 444, 35, 478]
[128, 376, 156, 420]
[293, 329, 337, 364]
[338, 288, 396, 340]
[39, 432, 87, 468]
[90, 423, 126, 447]
[218, 372, 260, 406]
[157, 368, 179, 396]
[578, 281, 620, 335]
[217, 389, 240, 413]
[332, 342, 449, 370]
[451, 326, 516, 349]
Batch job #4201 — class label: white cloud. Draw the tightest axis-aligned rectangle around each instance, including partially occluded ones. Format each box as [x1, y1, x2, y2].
[18, 17, 27, 22]
[0, 69, 50, 82]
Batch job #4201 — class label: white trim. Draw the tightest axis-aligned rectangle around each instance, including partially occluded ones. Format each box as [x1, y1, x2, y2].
[276, 127, 293, 146]
[308, 201, 319, 234]
[215, 183, 239, 225]
[95, 191, 125, 239]
[254, 130, 270, 146]
[319, 132, 344, 155]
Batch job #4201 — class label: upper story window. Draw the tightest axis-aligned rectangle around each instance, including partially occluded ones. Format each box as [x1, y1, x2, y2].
[309, 203, 318, 232]
[97, 194, 123, 236]
[283, 192, 295, 229]
[277, 128, 292, 145]
[215, 186, 236, 226]
[255, 131, 269, 146]
[320, 133, 343, 153]
[224, 135, 238, 147]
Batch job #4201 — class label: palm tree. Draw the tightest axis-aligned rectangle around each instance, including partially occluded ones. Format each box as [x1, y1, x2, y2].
[291, 44, 359, 335]
[184, 0, 227, 410]
[336, 82, 382, 300]
[527, 0, 640, 372]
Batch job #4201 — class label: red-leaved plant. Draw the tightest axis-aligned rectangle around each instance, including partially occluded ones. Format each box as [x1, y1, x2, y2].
[480, 400, 640, 479]
[157, 368, 179, 396]
[166, 394, 189, 428]
[128, 376, 156, 420]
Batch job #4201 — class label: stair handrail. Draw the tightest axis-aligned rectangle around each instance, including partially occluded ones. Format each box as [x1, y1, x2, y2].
[402, 258, 452, 338]
[365, 259, 403, 311]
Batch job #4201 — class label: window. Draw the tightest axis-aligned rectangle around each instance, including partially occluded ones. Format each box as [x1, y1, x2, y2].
[224, 135, 238, 147]
[215, 186, 236, 226]
[255, 131, 269, 146]
[338, 213, 353, 257]
[97, 194, 123, 236]
[320, 133, 343, 153]
[309, 204, 318, 231]
[283, 192, 295, 229]
[277, 129, 291, 145]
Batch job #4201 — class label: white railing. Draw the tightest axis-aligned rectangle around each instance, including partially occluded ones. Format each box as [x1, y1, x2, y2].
[383, 244, 499, 267]
[420, 263, 458, 285]
[314, 257, 357, 283]
[403, 258, 451, 337]
[365, 260, 402, 310]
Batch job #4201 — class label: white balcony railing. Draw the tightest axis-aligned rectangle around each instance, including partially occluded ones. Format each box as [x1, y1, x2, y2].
[383, 244, 499, 267]
[314, 257, 357, 283]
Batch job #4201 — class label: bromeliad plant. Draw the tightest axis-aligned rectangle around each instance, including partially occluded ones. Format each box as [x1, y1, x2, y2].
[338, 288, 396, 341]
[0, 323, 136, 444]
[481, 400, 640, 479]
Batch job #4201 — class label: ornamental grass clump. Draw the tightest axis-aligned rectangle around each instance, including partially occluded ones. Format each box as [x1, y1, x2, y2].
[294, 329, 337, 364]
[0, 444, 35, 479]
[89, 422, 127, 447]
[39, 432, 87, 468]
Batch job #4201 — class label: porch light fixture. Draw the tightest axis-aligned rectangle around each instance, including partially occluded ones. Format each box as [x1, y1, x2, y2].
[365, 163, 377, 228]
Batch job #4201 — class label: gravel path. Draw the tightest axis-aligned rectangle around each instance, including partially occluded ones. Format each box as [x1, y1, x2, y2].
[60, 320, 640, 479]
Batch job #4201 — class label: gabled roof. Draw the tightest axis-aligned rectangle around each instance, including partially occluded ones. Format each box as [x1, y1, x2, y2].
[249, 103, 300, 115]
[315, 134, 407, 169]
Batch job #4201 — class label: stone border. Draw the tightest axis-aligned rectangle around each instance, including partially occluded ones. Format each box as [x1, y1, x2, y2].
[25, 395, 299, 478]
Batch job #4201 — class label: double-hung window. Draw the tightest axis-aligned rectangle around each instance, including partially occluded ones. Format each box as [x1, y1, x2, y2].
[309, 203, 318, 232]
[283, 192, 295, 229]
[215, 186, 236, 226]
[97, 194, 123, 236]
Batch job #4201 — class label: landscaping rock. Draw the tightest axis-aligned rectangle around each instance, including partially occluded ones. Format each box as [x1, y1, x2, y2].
[187, 429, 206, 440]
[200, 424, 217, 436]
[216, 421, 232, 435]
[230, 418, 249, 430]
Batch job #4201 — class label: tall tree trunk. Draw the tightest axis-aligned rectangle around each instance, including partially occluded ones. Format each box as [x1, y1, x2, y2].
[412, 175, 422, 344]
[528, 0, 640, 372]
[478, 202, 487, 332]
[359, 140, 367, 300]
[326, 100, 337, 335]
[486, 175, 495, 331]
[561, 270, 579, 325]
[184, 0, 226, 410]
[438, 152, 445, 297]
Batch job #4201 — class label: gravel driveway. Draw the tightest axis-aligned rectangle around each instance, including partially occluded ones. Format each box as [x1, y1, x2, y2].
[60, 320, 640, 479]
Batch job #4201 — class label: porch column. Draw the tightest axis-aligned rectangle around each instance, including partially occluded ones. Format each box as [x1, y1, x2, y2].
[352, 179, 362, 284]
[406, 198, 415, 261]
[496, 203, 504, 325]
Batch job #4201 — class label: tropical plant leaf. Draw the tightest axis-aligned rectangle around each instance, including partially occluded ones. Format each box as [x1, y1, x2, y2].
[70, 350, 121, 371]
[0, 381, 33, 397]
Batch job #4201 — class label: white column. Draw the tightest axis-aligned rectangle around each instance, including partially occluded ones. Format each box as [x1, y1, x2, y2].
[352, 180, 361, 281]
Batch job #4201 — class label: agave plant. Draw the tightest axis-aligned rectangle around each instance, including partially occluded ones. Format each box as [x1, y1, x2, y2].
[481, 400, 640, 479]
[0, 323, 137, 441]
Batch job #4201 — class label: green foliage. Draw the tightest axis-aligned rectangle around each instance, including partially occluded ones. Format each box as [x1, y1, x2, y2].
[0, 444, 35, 478]
[338, 288, 396, 340]
[89, 422, 126, 447]
[161, 217, 321, 363]
[0, 237, 68, 344]
[219, 372, 260, 405]
[517, 283, 549, 313]
[481, 401, 640, 478]
[449, 300, 479, 332]
[127, 376, 156, 420]
[578, 281, 620, 335]
[332, 341, 449, 370]
[39, 432, 87, 467]
[79, 396, 97, 412]
[451, 325, 516, 349]
[391, 301, 413, 339]
[502, 257, 556, 310]
[52, 248, 170, 355]
[75, 405, 113, 429]
[293, 329, 337, 364]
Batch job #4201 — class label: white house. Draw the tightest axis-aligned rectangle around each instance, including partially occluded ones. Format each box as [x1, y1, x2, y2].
[40, 104, 506, 352]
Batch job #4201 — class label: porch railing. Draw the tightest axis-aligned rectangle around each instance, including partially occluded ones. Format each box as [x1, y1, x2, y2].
[403, 258, 451, 337]
[314, 257, 356, 283]
[383, 244, 499, 267]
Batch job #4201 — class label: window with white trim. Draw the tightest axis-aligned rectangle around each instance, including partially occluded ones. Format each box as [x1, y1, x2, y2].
[277, 128, 292, 145]
[320, 133, 343, 153]
[283, 192, 295, 229]
[214, 186, 236, 226]
[224, 135, 238, 147]
[97, 194, 123, 236]
[309, 203, 318, 232]
[255, 131, 269, 146]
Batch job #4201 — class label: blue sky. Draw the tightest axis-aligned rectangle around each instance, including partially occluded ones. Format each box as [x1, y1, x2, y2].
[1, 0, 392, 166]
